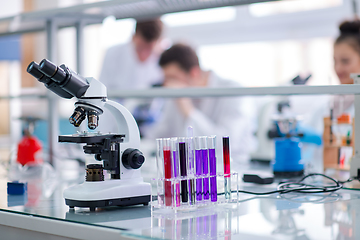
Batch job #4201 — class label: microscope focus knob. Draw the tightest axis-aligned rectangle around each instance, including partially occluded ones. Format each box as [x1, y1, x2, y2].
[122, 148, 145, 169]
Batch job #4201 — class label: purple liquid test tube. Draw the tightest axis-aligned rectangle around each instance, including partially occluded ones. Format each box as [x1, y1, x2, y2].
[208, 136, 217, 202]
[195, 137, 203, 201]
[171, 137, 180, 207]
[200, 136, 209, 200]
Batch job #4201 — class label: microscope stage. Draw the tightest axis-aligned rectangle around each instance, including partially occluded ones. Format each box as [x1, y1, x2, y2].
[59, 133, 125, 144]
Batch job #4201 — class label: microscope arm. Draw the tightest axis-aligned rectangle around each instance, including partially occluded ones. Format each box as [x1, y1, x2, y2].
[103, 100, 142, 180]
[104, 101, 140, 148]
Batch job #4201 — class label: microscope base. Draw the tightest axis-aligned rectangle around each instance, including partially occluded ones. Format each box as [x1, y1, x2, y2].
[63, 178, 151, 211]
[66, 195, 150, 211]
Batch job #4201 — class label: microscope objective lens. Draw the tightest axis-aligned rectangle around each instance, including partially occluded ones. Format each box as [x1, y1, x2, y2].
[69, 107, 86, 127]
[87, 111, 99, 130]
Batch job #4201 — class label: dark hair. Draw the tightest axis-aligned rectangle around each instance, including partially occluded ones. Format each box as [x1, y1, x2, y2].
[159, 44, 199, 72]
[135, 19, 163, 42]
[335, 20, 360, 54]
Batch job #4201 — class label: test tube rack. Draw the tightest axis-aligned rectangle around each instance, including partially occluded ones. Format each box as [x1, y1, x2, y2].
[154, 136, 238, 213]
[151, 172, 239, 212]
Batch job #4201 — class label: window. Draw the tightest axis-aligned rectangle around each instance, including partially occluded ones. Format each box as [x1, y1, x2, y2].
[250, 0, 343, 17]
[198, 38, 338, 87]
[161, 7, 236, 27]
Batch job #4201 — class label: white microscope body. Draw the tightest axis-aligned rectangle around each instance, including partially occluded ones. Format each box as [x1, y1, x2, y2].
[27, 59, 151, 211]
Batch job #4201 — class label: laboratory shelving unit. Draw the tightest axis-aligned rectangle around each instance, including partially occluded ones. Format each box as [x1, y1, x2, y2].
[0, 0, 278, 164]
[1, 0, 360, 177]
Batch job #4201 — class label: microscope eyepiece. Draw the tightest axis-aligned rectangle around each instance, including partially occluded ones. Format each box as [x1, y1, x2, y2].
[39, 59, 67, 83]
[39, 59, 57, 77]
[27, 61, 44, 79]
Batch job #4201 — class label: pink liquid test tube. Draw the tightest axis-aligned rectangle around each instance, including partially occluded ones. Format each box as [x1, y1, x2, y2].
[171, 137, 181, 207]
[163, 138, 173, 206]
[223, 136, 231, 199]
[208, 136, 217, 202]
[195, 137, 203, 201]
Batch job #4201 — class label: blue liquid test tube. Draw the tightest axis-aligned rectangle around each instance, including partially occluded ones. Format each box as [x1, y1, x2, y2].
[171, 137, 181, 207]
[208, 136, 217, 202]
[200, 136, 210, 200]
[195, 136, 203, 202]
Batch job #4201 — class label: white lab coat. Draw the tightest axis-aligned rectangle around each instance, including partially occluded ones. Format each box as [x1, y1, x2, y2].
[99, 42, 163, 89]
[145, 72, 255, 161]
[97, 42, 163, 133]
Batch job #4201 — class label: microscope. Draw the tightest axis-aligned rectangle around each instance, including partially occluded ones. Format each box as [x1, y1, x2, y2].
[27, 59, 151, 211]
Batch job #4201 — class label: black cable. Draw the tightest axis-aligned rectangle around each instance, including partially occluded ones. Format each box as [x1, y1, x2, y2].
[235, 173, 359, 196]
[151, 174, 359, 203]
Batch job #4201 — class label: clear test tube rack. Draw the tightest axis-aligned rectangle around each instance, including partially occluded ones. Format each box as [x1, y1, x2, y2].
[154, 136, 239, 212]
[151, 172, 239, 212]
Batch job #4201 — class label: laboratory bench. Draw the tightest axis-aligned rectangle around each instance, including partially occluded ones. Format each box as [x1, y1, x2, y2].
[1, 160, 360, 240]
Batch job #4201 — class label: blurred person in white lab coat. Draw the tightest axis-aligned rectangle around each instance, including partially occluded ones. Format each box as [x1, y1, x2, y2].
[283, 19, 360, 132]
[98, 19, 164, 134]
[99, 18, 164, 89]
[145, 44, 255, 161]
[332, 19, 360, 117]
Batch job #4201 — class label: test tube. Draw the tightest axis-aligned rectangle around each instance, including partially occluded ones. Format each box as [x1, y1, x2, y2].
[208, 136, 217, 202]
[187, 136, 196, 204]
[171, 137, 180, 207]
[195, 136, 203, 201]
[178, 137, 188, 203]
[163, 138, 173, 206]
[200, 136, 210, 200]
[156, 138, 164, 179]
[223, 136, 231, 200]
[156, 138, 164, 206]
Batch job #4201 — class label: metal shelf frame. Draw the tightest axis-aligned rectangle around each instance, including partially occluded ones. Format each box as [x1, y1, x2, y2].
[3, 84, 360, 99]
[106, 84, 360, 98]
[0, 0, 278, 37]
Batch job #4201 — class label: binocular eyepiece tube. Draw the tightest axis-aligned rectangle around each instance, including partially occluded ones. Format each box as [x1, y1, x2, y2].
[27, 61, 73, 99]
[27, 59, 90, 99]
